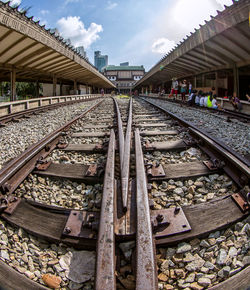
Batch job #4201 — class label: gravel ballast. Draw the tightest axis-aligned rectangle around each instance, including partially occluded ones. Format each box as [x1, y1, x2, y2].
[143, 98, 250, 157]
[0, 100, 98, 169]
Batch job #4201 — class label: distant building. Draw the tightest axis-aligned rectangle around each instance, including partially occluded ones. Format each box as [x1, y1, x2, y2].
[76, 46, 87, 58]
[50, 28, 60, 37]
[102, 62, 145, 94]
[120, 62, 129, 66]
[94, 51, 108, 72]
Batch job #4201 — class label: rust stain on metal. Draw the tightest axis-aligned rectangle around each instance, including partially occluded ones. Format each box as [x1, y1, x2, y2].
[96, 129, 116, 290]
[36, 161, 52, 171]
[62, 210, 98, 238]
[203, 160, 219, 171]
[134, 128, 158, 290]
[231, 193, 250, 213]
[151, 207, 191, 238]
[86, 164, 98, 176]
[146, 163, 166, 178]
[0, 195, 21, 215]
[57, 143, 68, 149]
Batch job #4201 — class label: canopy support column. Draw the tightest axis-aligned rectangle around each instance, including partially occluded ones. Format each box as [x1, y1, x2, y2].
[74, 80, 77, 94]
[233, 64, 239, 97]
[53, 75, 57, 96]
[10, 68, 16, 102]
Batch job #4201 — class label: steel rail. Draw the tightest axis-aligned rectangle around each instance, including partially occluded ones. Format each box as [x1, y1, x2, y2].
[190, 128, 250, 178]
[142, 97, 250, 167]
[142, 96, 250, 122]
[121, 97, 133, 211]
[113, 98, 124, 173]
[95, 129, 116, 290]
[134, 128, 158, 290]
[0, 97, 100, 125]
[0, 100, 104, 193]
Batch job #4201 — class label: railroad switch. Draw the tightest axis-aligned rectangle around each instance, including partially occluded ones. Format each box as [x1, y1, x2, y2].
[203, 159, 225, 171]
[151, 207, 191, 238]
[62, 210, 99, 239]
[146, 163, 166, 178]
[232, 190, 250, 213]
[0, 194, 21, 214]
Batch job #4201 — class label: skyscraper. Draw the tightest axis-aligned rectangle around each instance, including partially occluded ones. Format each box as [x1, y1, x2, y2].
[76, 46, 87, 58]
[94, 51, 108, 72]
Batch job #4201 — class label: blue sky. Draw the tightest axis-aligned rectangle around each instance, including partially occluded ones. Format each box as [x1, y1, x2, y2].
[8, 0, 233, 71]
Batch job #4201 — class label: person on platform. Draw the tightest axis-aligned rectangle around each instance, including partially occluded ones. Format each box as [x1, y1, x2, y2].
[188, 82, 192, 95]
[187, 90, 197, 106]
[195, 90, 202, 106]
[204, 93, 208, 107]
[200, 93, 205, 107]
[180, 80, 187, 102]
[229, 93, 242, 111]
[207, 92, 213, 108]
[170, 78, 178, 98]
[212, 95, 219, 109]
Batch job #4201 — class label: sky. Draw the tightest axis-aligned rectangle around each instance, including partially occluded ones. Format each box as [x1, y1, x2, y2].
[7, 0, 234, 71]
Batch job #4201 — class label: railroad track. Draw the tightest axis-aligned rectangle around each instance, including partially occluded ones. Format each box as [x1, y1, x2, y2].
[0, 96, 249, 289]
[0, 96, 100, 126]
[144, 96, 250, 123]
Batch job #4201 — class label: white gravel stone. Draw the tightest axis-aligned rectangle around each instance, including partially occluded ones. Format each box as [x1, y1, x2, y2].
[0, 100, 98, 168]
[146, 98, 250, 156]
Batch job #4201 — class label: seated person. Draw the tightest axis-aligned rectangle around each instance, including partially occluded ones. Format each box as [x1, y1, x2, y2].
[195, 95, 200, 105]
[229, 93, 242, 111]
[187, 90, 195, 106]
[199, 93, 205, 106]
[191, 90, 197, 105]
[204, 93, 208, 107]
[212, 95, 219, 109]
[207, 92, 213, 108]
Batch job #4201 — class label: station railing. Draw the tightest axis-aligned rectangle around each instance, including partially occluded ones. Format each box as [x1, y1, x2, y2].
[0, 94, 109, 117]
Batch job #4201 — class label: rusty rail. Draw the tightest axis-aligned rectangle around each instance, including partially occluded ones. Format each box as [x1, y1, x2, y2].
[113, 98, 124, 173]
[121, 97, 133, 211]
[142, 97, 250, 167]
[0, 100, 103, 194]
[134, 128, 158, 290]
[95, 129, 116, 290]
[0, 96, 100, 125]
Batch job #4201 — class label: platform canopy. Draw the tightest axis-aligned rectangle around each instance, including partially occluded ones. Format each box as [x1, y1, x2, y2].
[134, 0, 250, 88]
[0, 2, 115, 88]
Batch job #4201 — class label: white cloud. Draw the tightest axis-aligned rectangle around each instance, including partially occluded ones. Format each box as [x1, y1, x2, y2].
[216, 0, 233, 8]
[40, 10, 49, 15]
[106, 1, 117, 10]
[119, 0, 234, 70]
[65, 0, 81, 4]
[152, 38, 175, 54]
[57, 16, 103, 48]
[10, 0, 21, 6]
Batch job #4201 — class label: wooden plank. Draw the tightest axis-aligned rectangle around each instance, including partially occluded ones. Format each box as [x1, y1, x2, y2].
[115, 180, 136, 237]
[134, 118, 166, 122]
[64, 144, 106, 152]
[145, 140, 186, 151]
[150, 161, 214, 181]
[141, 130, 179, 136]
[34, 163, 101, 182]
[134, 113, 160, 117]
[72, 132, 110, 137]
[138, 123, 170, 128]
[2, 200, 97, 249]
[0, 260, 48, 290]
[155, 196, 248, 245]
[209, 266, 250, 290]
[82, 124, 111, 129]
